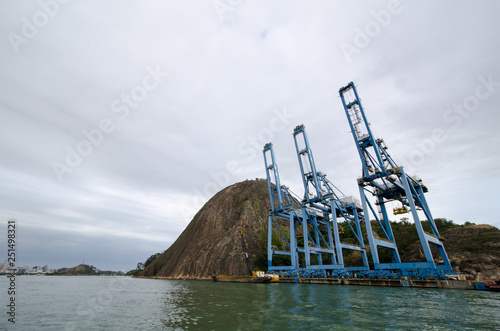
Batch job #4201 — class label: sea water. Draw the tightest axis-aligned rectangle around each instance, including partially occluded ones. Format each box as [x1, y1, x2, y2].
[0, 276, 499, 330]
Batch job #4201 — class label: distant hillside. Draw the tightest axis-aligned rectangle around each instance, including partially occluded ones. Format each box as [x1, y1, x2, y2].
[52, 264, 122, 276]
[340, 219, 500, 278]
[142, 179, 270, 279]
[401, 224, 500, 278]
[142, 179, 500, 279]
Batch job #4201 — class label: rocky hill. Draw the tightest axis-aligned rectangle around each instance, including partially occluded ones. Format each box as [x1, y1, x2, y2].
[142, 179, 500, 279]
[142, 179, 270, 279]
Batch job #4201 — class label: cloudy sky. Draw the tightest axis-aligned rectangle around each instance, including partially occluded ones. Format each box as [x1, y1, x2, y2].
[1, 1, 499, 271]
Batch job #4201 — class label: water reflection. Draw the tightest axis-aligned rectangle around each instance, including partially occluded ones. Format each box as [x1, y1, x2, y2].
[155, 280, 500, 330]
[160, 281, 193, 328]
[2, 276, 498, 330]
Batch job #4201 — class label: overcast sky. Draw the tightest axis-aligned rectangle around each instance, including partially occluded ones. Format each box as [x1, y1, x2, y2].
[1, 1, 499, 271]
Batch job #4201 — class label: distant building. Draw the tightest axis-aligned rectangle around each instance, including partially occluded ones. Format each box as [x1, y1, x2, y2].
[0, 263, 58, 275]
[0, 261, 7, 273]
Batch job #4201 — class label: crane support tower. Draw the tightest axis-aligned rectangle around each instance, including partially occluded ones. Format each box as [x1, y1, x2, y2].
[292, 125, 369, 276]
[263, 143, 302, 272]
[339, 81, 453, 278]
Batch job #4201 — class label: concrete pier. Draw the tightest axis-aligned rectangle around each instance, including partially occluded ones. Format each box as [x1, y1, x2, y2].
[275, 277, 476, 290]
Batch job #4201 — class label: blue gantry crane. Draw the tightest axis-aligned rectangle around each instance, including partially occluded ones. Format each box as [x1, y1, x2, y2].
[263, 143, 302, 272]
[339, 82, 453, 279]
[263, 126, 369, 277]
[263, 82, 453, 280]
[292, 125, 369, 276]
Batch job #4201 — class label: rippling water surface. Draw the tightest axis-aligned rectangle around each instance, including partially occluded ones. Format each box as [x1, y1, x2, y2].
[0, 276, 499, 330]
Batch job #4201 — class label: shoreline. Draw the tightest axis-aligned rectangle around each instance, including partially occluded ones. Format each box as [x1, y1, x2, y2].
[135, 275, 489, 290]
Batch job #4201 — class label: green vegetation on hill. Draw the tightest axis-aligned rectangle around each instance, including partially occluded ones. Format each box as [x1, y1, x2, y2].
[339, 218, 466, 265]
[403, 223, 500, 277]
[127, 252, 162, 276]
[339, 218, 500, 277]
[253, 217, 499, 275]
[52, 264, 123, 276]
